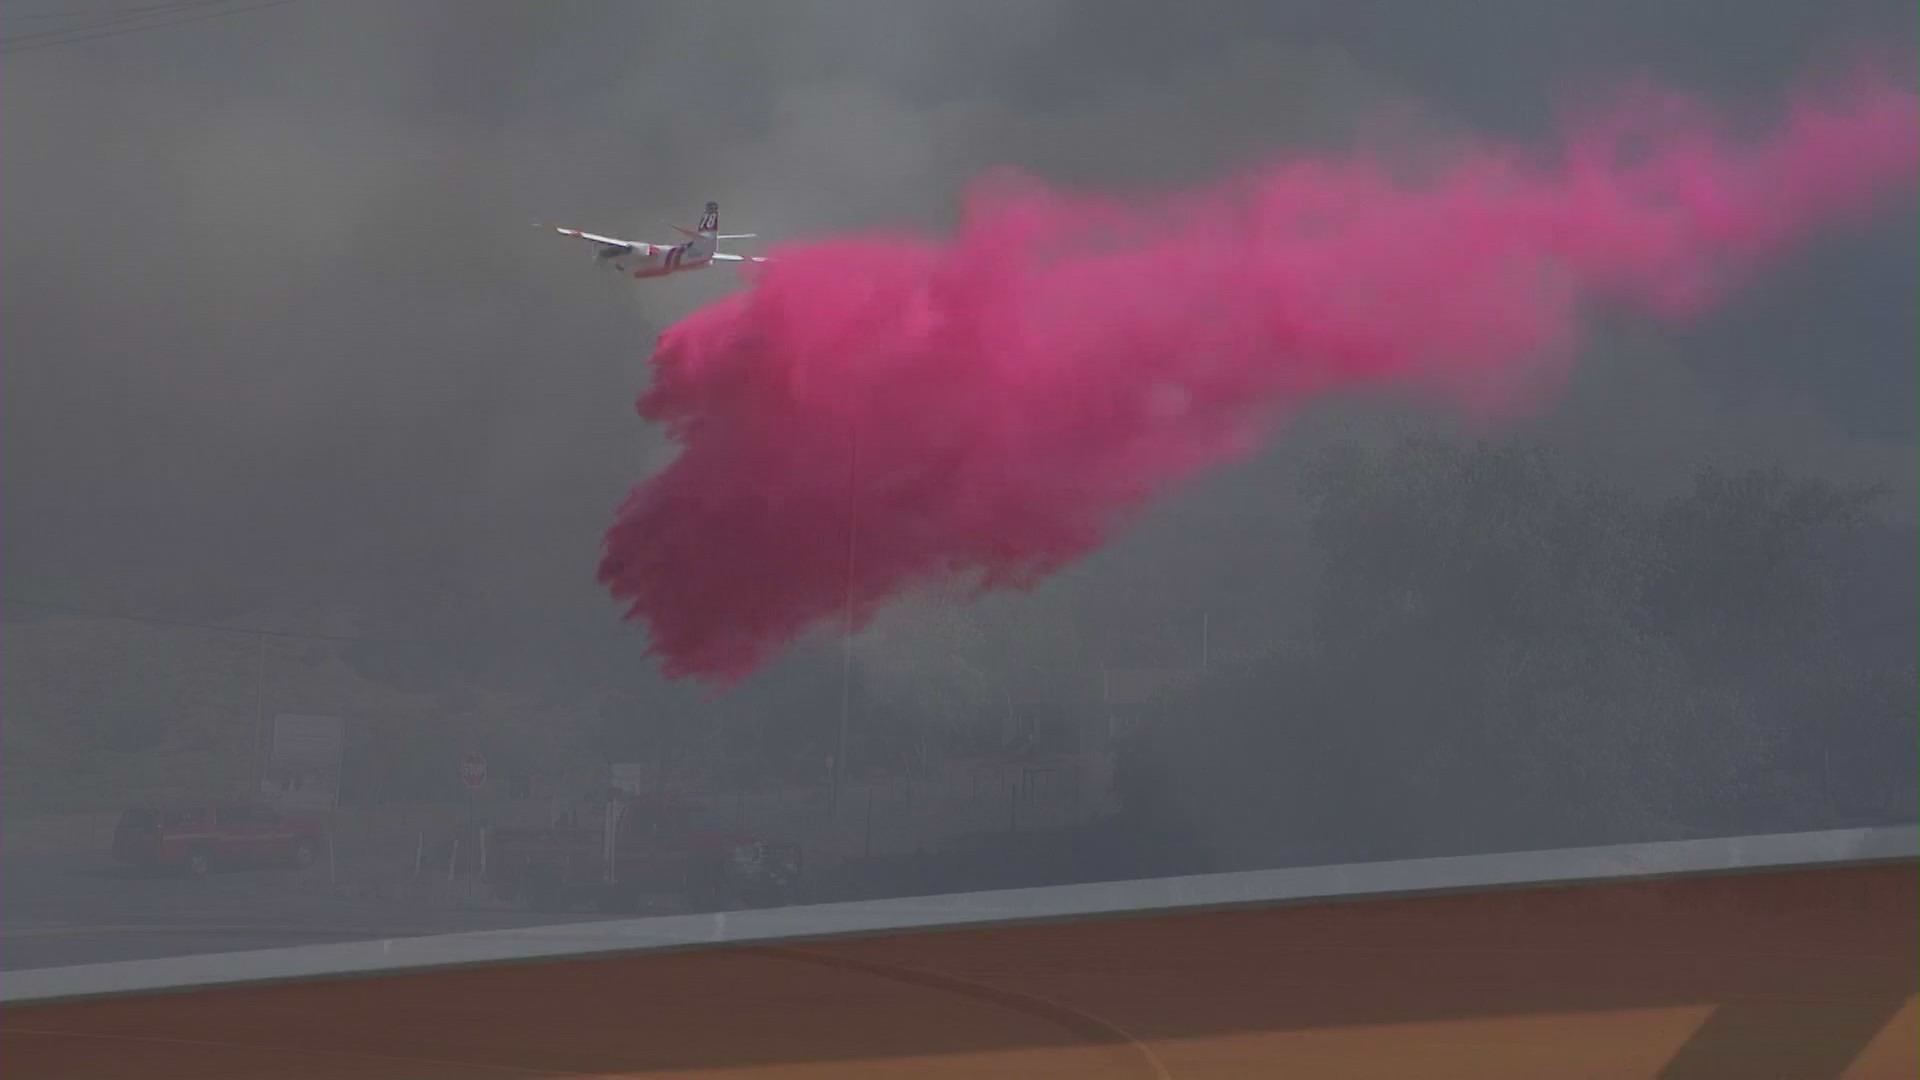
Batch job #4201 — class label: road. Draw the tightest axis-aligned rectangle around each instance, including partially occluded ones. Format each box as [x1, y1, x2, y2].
[0, 851, 579, 971]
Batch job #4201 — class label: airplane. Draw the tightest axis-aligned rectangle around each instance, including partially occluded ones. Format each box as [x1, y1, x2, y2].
[538, 201, 768, 280]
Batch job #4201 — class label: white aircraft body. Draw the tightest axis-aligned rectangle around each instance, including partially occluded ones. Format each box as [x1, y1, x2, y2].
[542, 201, 766, 280]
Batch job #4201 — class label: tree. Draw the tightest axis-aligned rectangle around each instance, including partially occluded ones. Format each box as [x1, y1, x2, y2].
[1647, 467, 1906, 827]
[1124, 437, 1909, 871]
[1650, 466, 1887, 676]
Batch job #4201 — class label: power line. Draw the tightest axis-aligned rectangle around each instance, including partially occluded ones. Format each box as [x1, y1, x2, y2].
[1, 0, 234, 42]
[1, 592, 650, 651]
[0, 0, 297, 55]
[0, 593, 432, 646]
[0, 0, 224, 46]
[1, 0, 225, 22]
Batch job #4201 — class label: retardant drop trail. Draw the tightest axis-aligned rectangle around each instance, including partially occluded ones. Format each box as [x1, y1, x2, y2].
[598, 70, 1920, 685]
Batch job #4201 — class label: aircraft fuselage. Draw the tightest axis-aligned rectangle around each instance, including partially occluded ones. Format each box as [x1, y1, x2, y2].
[604, 241, 714, 278]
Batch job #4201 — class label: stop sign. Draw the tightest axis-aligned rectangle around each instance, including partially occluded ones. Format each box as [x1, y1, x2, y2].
[459, 750, 488, 790]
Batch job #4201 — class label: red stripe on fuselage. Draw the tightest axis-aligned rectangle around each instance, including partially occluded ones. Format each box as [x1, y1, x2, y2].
[629, 258, 709, 279]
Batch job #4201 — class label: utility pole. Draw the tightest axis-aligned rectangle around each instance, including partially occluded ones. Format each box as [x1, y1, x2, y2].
[832, 413, 859, 816]
[251, 633, 269, 796]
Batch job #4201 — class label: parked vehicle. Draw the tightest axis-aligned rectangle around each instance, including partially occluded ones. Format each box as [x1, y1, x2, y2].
[112, 801, 326, 878]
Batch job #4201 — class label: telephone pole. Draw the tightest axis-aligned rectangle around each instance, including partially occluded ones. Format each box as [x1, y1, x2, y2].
[831, 414, 859, 816]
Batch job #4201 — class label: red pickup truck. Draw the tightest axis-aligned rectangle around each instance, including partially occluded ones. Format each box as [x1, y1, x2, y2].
[112, 801, 326, 878]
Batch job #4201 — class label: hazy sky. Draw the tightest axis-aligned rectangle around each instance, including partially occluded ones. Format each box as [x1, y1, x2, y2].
[3, 0, 1914, 688]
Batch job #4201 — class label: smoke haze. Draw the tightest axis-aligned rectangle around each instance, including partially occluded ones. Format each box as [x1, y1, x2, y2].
[2, 1, 1913, 844]
[603, 72, 1918, 682]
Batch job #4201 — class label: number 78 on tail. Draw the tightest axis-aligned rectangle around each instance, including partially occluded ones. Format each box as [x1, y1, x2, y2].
[536, 201, 768, 280]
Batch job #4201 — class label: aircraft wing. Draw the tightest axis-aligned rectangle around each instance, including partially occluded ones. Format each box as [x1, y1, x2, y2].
[710, 253, 769, 263]
[543, 224, 639, 253]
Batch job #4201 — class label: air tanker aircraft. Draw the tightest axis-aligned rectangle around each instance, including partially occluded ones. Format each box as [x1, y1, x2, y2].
[540, 201, 767, 280]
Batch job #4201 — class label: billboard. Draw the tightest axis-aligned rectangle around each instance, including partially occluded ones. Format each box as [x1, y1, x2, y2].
[258, 713, 344, 813]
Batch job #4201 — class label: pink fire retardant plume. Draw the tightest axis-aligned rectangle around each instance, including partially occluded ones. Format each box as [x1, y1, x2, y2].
[600, 71, 1920, 685]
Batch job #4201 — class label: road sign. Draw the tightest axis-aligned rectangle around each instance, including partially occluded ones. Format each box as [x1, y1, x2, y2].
[460, 750, 488, 790]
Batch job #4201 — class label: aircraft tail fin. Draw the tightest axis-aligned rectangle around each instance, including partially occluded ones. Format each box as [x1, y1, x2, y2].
[670, 203, 725, 241]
